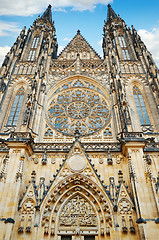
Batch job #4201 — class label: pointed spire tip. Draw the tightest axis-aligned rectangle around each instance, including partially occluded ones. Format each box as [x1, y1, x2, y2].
[40, 4, 52, 24]
[107, 4, 118, 22]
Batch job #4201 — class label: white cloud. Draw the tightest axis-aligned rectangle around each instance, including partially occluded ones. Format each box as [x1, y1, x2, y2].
[98, 39, 103, 47]
[0, 21, 21, 37]
[63, 37, 71, 41]
[53, 8, 67, 13]
[138, 27, 159, 67]
[0, 0, 113, 16]
[58, 45, 64, 55]
[0, 46, 11, 66]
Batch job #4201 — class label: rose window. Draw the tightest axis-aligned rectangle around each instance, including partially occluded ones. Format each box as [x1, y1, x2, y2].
[67, 102, 90, 119]
[47, 83, 110, 136]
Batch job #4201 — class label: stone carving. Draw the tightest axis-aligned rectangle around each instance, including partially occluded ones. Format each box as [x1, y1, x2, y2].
[22, 199, 35, 214]
[42, 151, 47, 165]
[59, 195, 97, 227]
[118, 199, 132, 214]
[32, 142, 121, 152]
[15, 156, 24, 183]
[9, 132, 33, 141]
[68, 154, 86, 172]
[99, 157, 103, 164]
[0, 154, 9, 182]
[37, 177, 45, 202]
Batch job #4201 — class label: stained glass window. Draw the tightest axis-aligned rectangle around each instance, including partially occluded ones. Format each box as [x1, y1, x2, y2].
[118, 36, 130, 60]
[46, 80, 110, 136]
[133, 86, 150, 125]
[7, 87, 24, 126]
[118, 36, 126, 47]
[122, 49, 130, 60]
[28, 50, 36, 61]
[28, 36, 39, 61]
[31, 37, 39, 48]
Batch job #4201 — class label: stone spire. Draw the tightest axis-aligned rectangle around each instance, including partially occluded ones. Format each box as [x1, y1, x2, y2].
[40, 4, 52, 23]
[107, 4, 118, 21]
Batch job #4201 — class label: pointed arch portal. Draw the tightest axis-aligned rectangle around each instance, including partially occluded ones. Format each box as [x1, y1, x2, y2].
[40, 174, 113, 239]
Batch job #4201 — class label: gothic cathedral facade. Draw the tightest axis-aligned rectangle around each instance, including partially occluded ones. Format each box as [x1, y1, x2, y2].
[0, 4, 159, 240]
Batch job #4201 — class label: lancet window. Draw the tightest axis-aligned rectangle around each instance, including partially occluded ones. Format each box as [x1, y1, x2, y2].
[118, 36, 130, 60]
[7, 87, 24, 126]
[31, 36, 39, 48]
[28, 36, 39, 61]
[133, 86, 150, 125]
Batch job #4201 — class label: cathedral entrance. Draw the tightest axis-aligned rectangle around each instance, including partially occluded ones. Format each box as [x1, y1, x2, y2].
[40, 143, 113, 240]
[57, 194, 98, 240]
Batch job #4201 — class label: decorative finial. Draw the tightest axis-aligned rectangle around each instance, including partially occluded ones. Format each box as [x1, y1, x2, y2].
[77, 30, 80, 34]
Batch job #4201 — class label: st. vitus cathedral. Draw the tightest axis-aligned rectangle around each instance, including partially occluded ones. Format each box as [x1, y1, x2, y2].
[0, 4, 159, 240]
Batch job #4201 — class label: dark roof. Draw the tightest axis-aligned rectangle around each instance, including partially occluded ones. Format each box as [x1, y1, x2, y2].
[40, 5, 52, 24]
[107, 4, 118, 22]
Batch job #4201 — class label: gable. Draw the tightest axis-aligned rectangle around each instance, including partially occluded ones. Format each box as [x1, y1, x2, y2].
[58, 30, 101, 60]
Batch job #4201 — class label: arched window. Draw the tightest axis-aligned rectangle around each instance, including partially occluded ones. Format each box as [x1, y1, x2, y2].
[28, 36, 39, 61]
[7, 87, 24, 126]
[118, 36, 130, 60]
[133, 86, 150, 125]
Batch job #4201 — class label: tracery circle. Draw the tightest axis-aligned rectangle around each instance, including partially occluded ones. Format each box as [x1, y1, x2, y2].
[46, 80, 110, 136]
[67, 102, 90, 119]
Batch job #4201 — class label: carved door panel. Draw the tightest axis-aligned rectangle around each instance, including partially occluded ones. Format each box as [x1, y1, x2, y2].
[58, 195, 98, 240]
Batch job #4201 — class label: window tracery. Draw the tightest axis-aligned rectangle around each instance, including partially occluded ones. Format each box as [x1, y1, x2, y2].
[28, 36, 39, 61]
[7, 87, 24, 126]
[46, 80, 110, 136]
[133, 86, 150, 125]
[44, 125, 53, 137]
[118, 36, 130, 60]
[103, 124, 112, 136]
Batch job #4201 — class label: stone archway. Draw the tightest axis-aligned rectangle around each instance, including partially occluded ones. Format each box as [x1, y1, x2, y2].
[39, 174, 114, 240]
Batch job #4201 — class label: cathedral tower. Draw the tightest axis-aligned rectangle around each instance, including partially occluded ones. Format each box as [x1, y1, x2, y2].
[0, 5, 159, 240]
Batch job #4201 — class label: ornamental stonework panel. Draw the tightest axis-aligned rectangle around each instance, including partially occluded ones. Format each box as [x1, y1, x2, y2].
[59, 195, 97, 227]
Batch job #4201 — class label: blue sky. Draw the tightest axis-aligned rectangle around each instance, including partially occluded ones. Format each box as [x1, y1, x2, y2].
[0, 0, 159, 66]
